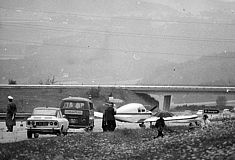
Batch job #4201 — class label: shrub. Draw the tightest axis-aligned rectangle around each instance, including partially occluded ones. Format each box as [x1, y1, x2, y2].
[88, 87, 101, 98]
[8, 79, 17, 85]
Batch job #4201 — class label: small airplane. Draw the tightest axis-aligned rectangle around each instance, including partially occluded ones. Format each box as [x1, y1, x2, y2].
[94, 103, 199, 127]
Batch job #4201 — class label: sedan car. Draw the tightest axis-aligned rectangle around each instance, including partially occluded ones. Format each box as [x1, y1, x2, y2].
[26, 107, 69, 138]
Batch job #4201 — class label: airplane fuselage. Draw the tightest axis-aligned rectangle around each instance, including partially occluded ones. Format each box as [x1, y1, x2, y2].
[115, 112, 152, 123]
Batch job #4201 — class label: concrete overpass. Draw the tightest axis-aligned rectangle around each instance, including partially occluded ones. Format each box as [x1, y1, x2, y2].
[1, 85, 235, 111]
[1, 84, 235, 93]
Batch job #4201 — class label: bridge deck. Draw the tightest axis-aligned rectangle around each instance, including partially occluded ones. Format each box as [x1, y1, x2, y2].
[0, 85, 234, 93]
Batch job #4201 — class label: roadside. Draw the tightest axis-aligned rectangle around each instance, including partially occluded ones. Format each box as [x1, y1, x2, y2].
[0, 120, 234, 160]
[0, 119, 142, 143]
[0, 121, 27, 143]
[2, 113, 234, 144]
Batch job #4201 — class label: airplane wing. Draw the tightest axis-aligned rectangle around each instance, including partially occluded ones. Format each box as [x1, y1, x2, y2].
[136, 119, 147, 123]
[94, 111, 138, 122]
[144, 114, 198, 122]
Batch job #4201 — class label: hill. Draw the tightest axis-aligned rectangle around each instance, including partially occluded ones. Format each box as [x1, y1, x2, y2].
[1, 0, 235, 85]
[140, 52, 235, 85]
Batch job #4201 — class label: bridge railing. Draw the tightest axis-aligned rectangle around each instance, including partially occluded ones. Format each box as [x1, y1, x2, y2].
[0, 113, 31, 121]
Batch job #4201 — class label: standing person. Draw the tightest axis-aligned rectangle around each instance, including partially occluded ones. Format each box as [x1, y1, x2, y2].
[201, 114, 210, 129]
[5, 96, 17, 132]
[102, 109, 108, 132]
[105, 102, 116, 131]
[154, 117, 165, 138]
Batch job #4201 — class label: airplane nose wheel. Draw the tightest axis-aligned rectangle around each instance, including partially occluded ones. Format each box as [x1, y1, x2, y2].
[139, 123, 146, 128]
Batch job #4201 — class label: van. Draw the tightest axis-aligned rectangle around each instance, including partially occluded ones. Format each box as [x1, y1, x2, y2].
[60, 97, 94, 131]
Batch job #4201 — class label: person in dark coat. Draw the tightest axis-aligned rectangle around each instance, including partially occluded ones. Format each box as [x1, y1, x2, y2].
[105, 102, 116, 131]
[5, 96, 17, 132]
[102, 109, 108, 132]
[154, 117, 165, 138]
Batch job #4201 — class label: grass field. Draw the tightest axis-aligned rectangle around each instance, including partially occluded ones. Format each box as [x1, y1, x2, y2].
[0, 120, 234, 160]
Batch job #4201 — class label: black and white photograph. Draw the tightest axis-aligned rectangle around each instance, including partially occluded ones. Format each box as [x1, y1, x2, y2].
[0, 0, 235, 159]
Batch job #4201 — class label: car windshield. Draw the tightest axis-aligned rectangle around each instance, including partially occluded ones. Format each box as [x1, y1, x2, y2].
[33, 109, 57, 116]
[61, 102, 86, 109]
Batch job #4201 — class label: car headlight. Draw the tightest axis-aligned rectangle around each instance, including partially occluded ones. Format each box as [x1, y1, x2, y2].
[54, 121, 58, 126]
[27, 121, 31, 125]
[50, 122, 53, 125]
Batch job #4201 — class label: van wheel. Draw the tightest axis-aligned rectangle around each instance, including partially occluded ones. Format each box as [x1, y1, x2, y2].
[89, 125, 94, 131]
[27, 130, 32, 139]
[90, 122, 94, 131]
[84, 127, 89, 132]
[34, 133, 39, 138]
[87, 122, 94, 132]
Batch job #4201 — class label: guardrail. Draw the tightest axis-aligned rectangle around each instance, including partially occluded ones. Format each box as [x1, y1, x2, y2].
[0, 84, 235, 93]
[0, 113, 31, 121]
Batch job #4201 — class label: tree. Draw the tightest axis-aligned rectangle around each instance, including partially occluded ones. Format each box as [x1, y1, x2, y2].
[88, 87, 101, 98]
[38, 76, 57, 85]
[8, 79, 17, 85]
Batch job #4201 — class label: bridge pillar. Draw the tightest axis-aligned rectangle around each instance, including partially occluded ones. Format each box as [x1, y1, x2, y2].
[163, 95, 171, 111]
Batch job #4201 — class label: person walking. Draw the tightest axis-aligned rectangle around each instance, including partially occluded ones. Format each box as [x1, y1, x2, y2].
[5, 96, 17, 132]
[105, 102, 116, 131]
[154, 117, 165, 138]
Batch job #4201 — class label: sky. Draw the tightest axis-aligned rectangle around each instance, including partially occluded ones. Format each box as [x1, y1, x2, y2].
[0, 0, 235, 84]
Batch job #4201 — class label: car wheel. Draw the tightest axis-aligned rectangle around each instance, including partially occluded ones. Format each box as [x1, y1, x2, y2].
[34, 133, 39, 138]
[62, 128, 68, 136]
[27, 130, 32, 139]
[57, 126, 63, 136]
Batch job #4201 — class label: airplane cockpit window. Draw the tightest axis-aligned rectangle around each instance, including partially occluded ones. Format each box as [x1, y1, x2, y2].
[138, 108, 146, 112]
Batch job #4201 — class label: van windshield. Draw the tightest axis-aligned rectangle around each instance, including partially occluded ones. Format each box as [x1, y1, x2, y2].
[61, 102, 86, 109]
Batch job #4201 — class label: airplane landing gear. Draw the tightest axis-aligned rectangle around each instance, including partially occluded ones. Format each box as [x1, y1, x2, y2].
[139, 122, 146, 128]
